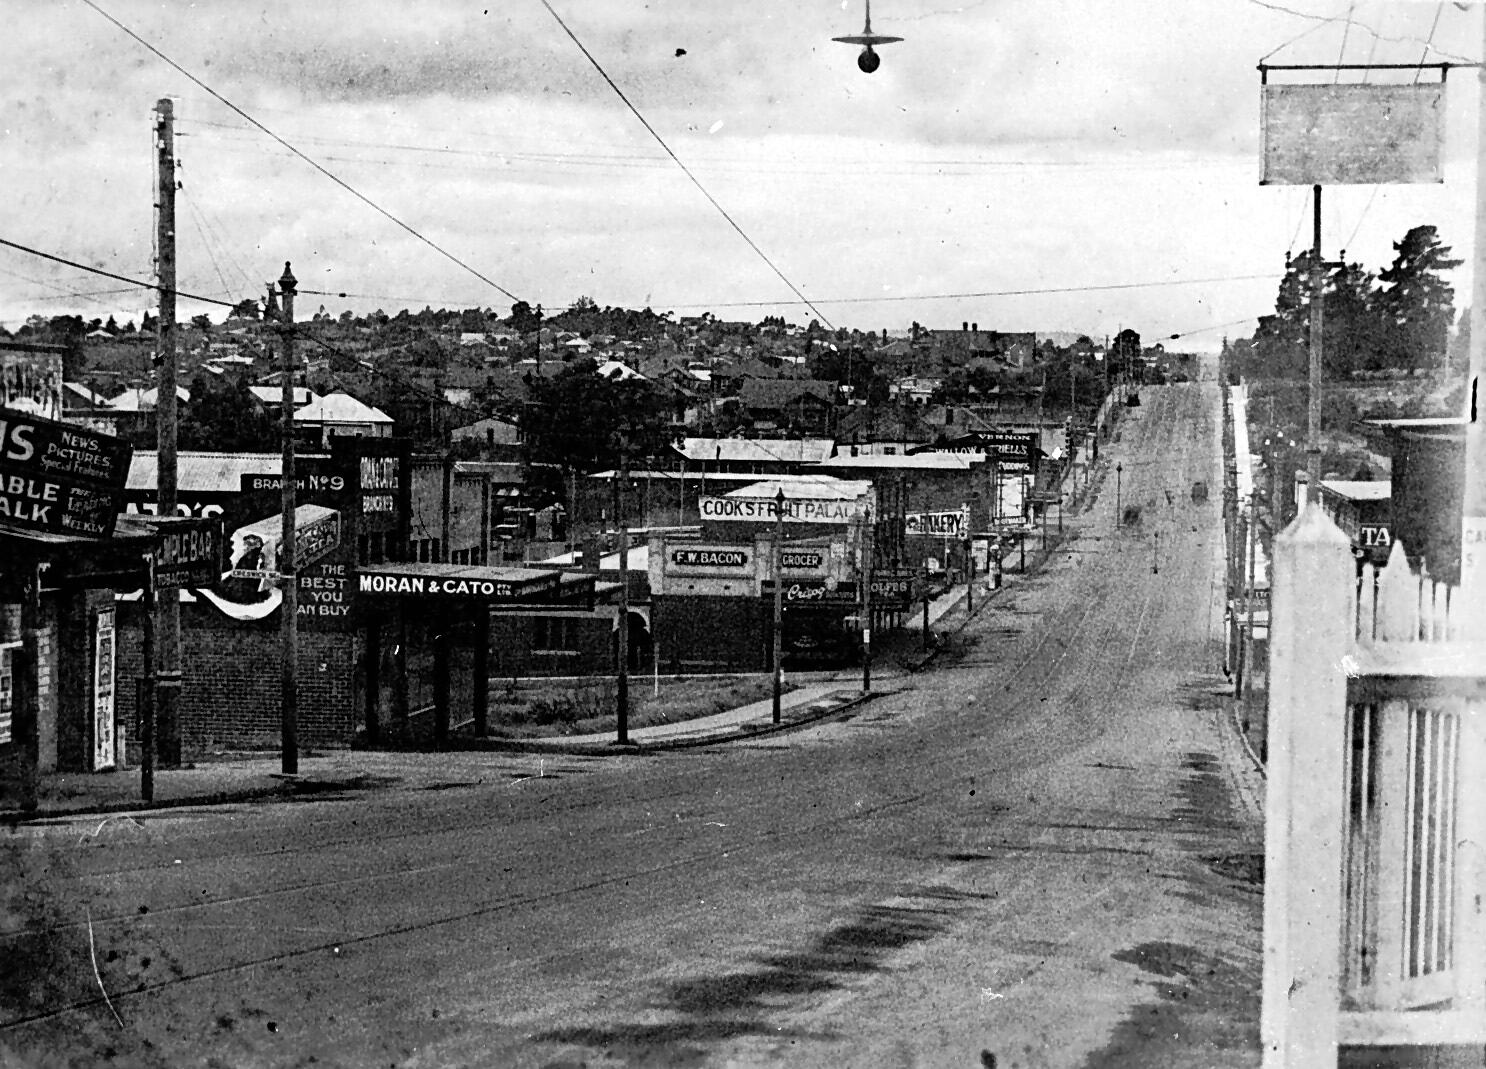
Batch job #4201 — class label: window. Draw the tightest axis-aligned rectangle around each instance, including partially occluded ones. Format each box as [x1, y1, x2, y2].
[532, 617, 578, 653]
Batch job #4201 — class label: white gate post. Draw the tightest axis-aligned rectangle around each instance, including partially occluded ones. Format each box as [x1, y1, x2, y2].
[1263, 502, 1356, 1068]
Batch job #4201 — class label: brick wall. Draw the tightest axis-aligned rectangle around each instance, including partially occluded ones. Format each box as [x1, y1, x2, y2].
[652, 595, 767, 673]
[116, 602, 360, 752]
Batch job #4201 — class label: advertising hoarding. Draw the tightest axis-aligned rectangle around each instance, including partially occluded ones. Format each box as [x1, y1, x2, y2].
[0, 408, 131, 538]
[1261, 83, 1443, 186]
[1, 349, 63, 421]
[700, 496, 863, 524]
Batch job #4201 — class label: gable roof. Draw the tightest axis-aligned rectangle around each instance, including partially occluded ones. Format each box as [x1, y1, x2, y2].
[293, 390, 392, 424]
[739, 378, 836, 410]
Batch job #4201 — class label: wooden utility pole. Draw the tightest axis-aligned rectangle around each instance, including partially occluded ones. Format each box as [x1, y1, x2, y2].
[1306, 184, 1325, 504]
[772, 487, 785, 722]
[861, 504, 873, 693]
[276, 263, 299, 775]
[154, 97, 182, 768]
[614, 455, 631, 744]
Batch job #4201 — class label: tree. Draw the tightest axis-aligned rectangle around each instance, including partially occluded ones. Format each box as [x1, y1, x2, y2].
[1376, 225, 1462, 371]
[189, 313, 212, 332]
[1321, 259, 1380, 376]
[178, 375, 277, 451]
[229, 299, 261, 321]
[508, 300, 541, 336]
[523, 357, 677, 474]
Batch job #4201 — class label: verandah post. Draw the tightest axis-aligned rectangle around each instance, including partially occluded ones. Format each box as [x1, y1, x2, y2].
[1263, 502, 1355, 1068]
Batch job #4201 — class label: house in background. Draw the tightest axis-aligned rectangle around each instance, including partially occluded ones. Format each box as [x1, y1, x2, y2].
[293, 390, 393, 448]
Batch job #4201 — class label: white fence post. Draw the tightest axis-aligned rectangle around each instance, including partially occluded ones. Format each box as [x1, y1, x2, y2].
[1263, 502, 1356, 1068]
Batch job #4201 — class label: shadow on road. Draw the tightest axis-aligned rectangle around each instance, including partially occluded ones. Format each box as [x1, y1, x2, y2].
[532, 888, 983, 1063]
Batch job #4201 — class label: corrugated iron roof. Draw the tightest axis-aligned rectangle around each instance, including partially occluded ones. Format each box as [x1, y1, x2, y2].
[677, 437, 835, 465]
[128, 451, 289, 492]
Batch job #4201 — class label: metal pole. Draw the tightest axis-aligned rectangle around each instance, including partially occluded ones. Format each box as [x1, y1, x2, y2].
[1115, 462, 1123, 528]
[772, 487, 785, 722]
[1306, 184, 1325, 504]
[277, 263, 299, 776]
[965, 539, 974, 616]
[861, 505, 872, 693]
[154, 97, 182, 769]
[615, 457, 630, 743]
[921, 562, 931, 651]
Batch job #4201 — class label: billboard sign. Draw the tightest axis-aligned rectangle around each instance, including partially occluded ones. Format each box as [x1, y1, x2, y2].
[909, 431, 1038, 466]
[905, 509, 969, 538]
[1261, 82, 1443, 186]
[0, 408, 131, 538]
[1, 349, 63, 421]
[700, 496, 863, 524]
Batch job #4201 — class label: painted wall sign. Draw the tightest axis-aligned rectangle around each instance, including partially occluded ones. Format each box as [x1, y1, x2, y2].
[1261, 82, 1443, 186]
[781, 549, 825, 570]
[0, 408, 131, 538]
[700, 496, 862, 524]
[670, 547, 749, 569]
[909, 431, 1037, 464]
[762, 580, 859, 605]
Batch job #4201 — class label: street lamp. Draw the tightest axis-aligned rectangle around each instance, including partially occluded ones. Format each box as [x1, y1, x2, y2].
[1115, 462, 1123, 529]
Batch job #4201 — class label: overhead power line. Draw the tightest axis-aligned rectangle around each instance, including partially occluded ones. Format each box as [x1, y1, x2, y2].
[0, 236, 236, 308]
[538, 0, 834, 330]
[80, 0, 524, 305]
[297, 272, 1279, 315]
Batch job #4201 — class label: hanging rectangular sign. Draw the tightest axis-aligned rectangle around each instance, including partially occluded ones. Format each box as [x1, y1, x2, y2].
[0, 407, 132, 538]
[1261, 83, 1444, 185]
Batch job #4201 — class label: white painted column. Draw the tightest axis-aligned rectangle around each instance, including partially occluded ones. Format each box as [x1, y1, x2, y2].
[1263, 502, 1356, 1068]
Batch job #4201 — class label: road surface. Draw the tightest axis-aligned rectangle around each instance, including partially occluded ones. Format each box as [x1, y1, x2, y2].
[3, 366, 1265, 1068]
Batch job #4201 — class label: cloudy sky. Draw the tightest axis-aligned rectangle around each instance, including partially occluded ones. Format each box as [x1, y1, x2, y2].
[2, 0, 1483, 348]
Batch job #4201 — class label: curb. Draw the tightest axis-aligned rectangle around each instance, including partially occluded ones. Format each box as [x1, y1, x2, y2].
[1228, 696, 1267, 780]
[469, 689, 885, 756]
[2, 781, 294, 826]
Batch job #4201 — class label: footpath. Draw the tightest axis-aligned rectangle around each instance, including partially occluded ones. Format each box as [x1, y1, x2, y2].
[6, 505, 1084, 824]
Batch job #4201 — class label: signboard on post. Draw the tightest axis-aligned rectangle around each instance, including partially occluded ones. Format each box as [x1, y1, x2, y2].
[148, 516, 225, 589]
[1261, 82, 1443, 186]
[870, 571, 914, 610]
[0, 408, 131, 538]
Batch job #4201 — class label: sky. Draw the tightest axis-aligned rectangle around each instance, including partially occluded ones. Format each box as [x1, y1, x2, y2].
[2, 0, 1485, 350]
